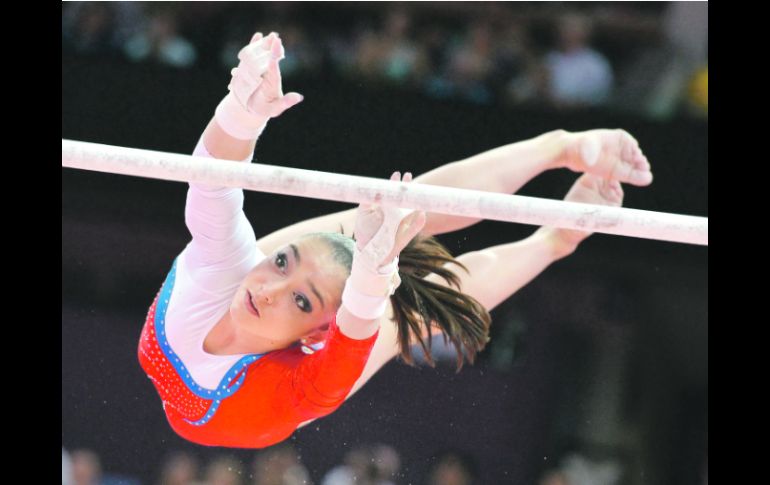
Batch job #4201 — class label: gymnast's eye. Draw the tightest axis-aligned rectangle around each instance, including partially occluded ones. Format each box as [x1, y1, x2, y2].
[275, 252, 312, 313]
[275, 252, 287, 271]
[294, 293, 312, 313]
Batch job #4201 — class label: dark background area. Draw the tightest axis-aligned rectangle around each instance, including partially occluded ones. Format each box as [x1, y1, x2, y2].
[63, 3, 707, 485]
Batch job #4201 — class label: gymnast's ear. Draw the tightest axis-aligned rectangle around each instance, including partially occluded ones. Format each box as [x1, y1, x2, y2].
[301, 322, 330, 346]
[299, 322, 331, 354]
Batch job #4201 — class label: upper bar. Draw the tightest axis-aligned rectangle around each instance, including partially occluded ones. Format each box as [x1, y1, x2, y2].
[62, 139, 708, 246]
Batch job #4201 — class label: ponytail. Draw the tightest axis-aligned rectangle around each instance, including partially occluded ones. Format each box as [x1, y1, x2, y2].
[391, 235, 491, 372]
[307, 231, 492, 372]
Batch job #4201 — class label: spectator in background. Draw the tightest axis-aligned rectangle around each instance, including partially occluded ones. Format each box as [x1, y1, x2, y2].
[63, 3, 707, 120]
[540, 470, 569, 485]
[157, 451, 202, 485]
[428, 21, 496, 104]
[418, 24, 450, 76]
[250, 443, 311, 485]
[352, 9, 427, 85]
[649, 2, 708, 118]
[204, 456, 244, 485]
[378, 9, 428, 84]
[663, 2, 708, 65]
[63, 448, 75, 485]
[69, 448, 141, 485]
[538, 453, 622, 485]
[62, 2, 143, 57]
[544, 13, 614, 108]
[352, 27, 385, 79]
[326, 21, 369, 77]
[321, 443, 400, 485]
[124, 10, 197, 68]
[687, 64, 708, 117]
[610, 2, 707, 119]
[426, 448, 479, 485]
[71, 449, 103, 485]
[496, 20, 546, 105]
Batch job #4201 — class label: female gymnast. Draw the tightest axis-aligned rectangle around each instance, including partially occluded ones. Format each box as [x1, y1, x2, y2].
[138, 32, 652, 448]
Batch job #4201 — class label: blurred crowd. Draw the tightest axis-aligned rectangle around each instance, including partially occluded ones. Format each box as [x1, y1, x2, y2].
[61, 4, 706, 484]
[62, 442, 486, 485]
[63, 441, 628, 485]
[62, 2, 707, 119]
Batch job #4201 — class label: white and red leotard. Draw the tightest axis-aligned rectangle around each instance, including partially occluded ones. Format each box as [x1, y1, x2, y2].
[137, 139, 378, 448]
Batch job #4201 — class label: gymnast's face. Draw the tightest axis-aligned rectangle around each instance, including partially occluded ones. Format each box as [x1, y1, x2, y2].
[229, 238, 347, 350]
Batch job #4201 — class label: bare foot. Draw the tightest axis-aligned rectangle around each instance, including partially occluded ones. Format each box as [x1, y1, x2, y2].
[542, 173, 625, 253]
[559, 129, 653, 186]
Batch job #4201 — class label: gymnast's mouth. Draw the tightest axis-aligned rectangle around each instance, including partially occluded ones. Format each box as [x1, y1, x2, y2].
[245, 290, 260, 318]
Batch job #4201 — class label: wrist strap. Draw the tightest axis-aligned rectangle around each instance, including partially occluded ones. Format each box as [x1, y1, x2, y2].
[214, 93, 269, 140]
[342, 255, 401, 320]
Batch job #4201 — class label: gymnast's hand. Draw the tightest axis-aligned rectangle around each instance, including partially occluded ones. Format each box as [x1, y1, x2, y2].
[353, 172, 426, 269]
[215, 32, 304, 139]
[342, 172, 426, 321]
[558, 129, 653, 187]
[229, 32, 304, 118]
[541, 173, 625, 254]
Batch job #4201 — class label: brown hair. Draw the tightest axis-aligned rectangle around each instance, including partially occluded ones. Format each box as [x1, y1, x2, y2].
[308, 231, 491, 372]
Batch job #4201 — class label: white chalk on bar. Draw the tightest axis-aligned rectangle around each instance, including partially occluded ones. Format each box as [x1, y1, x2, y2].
[62, 139, 708, 246]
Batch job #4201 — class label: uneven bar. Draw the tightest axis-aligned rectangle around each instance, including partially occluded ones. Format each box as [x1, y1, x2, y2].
[62, 139, 708, 246]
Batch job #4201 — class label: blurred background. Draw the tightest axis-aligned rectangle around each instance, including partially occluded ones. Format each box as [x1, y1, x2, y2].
[62, 2, 707, 485]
